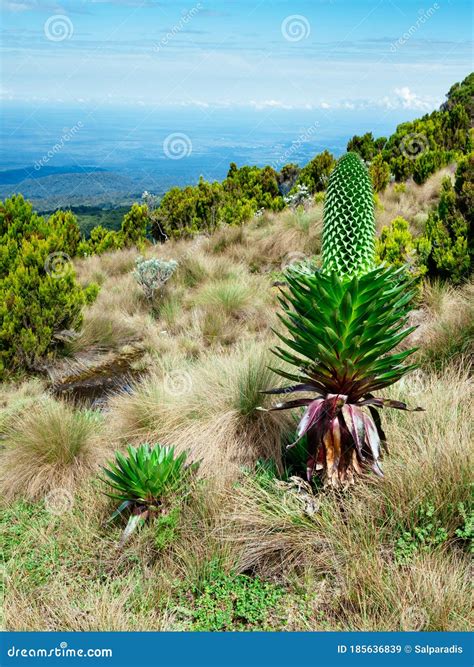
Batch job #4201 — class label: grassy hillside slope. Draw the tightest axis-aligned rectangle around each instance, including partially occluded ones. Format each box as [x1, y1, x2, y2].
[0, 170, 472, 631]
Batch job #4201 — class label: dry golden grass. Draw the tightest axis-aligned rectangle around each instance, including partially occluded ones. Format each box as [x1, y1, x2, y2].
[223, 365, 472, 629]
[0, 398, 107, 500]
[376, 167, 454, 233]
[2, 176, 471, 631]
[74, 246, 140, 286]
[3, 580, 171, 632]
[0, 377, 46, 432]
[109, 342, 292, 477]
[412, 280, 474, 368]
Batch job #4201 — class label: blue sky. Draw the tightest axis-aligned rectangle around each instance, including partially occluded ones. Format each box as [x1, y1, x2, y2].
[1, 0, 472, 112]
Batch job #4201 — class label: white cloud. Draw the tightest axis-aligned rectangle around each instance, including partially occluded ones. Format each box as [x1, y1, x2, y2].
[1, 0, 35, 10]
[248, 99, 294, 110]
[393, 86, 433, 110]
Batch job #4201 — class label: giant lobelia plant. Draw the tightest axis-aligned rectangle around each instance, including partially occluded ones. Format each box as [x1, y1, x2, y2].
[263, 152, 422, 487]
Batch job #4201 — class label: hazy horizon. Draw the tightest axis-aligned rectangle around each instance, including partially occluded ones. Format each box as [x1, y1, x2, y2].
[1, 0, 472, 206]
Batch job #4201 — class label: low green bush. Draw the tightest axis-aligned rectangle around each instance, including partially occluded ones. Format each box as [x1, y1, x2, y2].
[375, 216, 425, 279]
[419, 177, 470, 284]
[0, 196, 87, 375]
[177, 560, 285, 631]
[395, 503, 449, 564]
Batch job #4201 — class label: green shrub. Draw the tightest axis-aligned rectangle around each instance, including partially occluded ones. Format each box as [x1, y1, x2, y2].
[395, 503, 449, 564]
[296, 150, 335, 193]
[375, 216, 425, 278]
[120, 203, 148, 248]
[47, 210, 81, 256]
[347, 131, 378, 162]
[369, 154, 390, 192]
[454, 152, 474, 225]
[83, 282, 101, 305]
[177, 561, 285, 631]
[420, 177, 470, 283]
[0, 196, 87, 375]
[85, 225, 123, 255]
[413, 150, 452, 185]
[390, 155, 414, 182]
[455, 499, 474, 554]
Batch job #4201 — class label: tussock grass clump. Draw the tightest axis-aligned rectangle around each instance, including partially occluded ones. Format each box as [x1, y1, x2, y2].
[196, 279, 256, 315]
[0, 398, 105, 500]
[110, 343, 292, 477]
[415, 280, 474, 369]
[2, 168, 471, 632]
[75, 247, 140, 285]
[0, 378, 46, 433]
[224, 366, 472, 629]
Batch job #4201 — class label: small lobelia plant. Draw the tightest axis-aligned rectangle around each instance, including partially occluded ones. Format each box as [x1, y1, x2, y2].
[263, 152, 423, 487]
[133, 257, 177, 301]
[101, 443, 198, 544]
